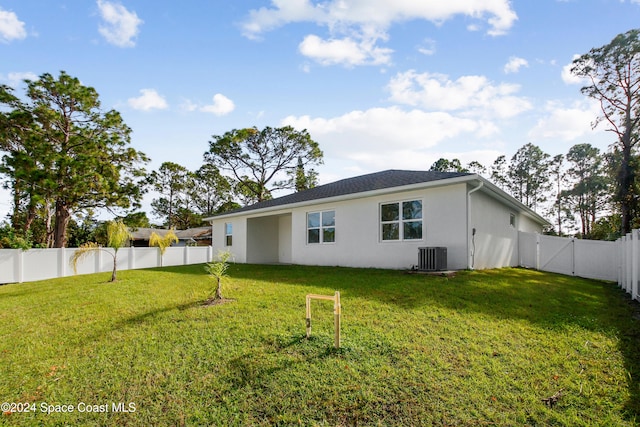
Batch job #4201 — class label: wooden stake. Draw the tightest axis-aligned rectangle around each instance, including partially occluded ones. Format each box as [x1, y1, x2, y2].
[305, 294, 311, 339]
[305, 292, 341, 348]
[334, 291, 341, 349]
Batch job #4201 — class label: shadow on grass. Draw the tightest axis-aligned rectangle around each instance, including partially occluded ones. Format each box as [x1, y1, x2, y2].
[225, 333, 350, 392]
[223, 263, 640, 420]
[79, 262, 640, 420]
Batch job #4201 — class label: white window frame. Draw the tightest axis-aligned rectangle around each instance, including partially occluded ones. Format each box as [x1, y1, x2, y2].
[380, 199, 423, 242]
[224, 223, 233, 246]
[307, 210, 336, 244]
[509, 212, 516, 228]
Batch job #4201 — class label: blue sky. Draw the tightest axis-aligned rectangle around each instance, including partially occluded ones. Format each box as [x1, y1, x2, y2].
[1, 0, 639, 221]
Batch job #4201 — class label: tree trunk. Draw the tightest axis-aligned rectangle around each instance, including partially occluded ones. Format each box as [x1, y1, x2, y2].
[45, 203, 54, 248]
[11, 180, 22, 230]
[215, 278, 223, 300]
[111, 254, 117, 282]
[619, 143, 634, 234]
[54, 200, 71, 248]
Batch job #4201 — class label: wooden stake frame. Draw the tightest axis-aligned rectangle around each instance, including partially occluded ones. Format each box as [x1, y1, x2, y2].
[305, 291, 341, 348]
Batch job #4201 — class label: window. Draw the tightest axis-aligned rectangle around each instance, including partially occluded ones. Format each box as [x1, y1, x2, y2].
[381, 200, 423, 241]
[224, 223, 233, 246]
[307, 210, 335, 244]
[509, 213, 516, 228]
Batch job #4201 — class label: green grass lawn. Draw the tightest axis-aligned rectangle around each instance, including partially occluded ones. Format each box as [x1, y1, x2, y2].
[0, 264, 639, 426]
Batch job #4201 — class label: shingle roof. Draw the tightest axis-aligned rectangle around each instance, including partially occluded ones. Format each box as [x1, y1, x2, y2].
[211, 169, 471, 217]
[129, 227, 211, 240]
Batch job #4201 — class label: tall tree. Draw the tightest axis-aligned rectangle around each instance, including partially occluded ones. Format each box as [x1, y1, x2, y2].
[546, 154, 571, 236]
[563, 143, 609, 237]
[466, 161, 487, 177]
[204, 126, 323, 204]
[490, 155, 509, 190]
[193, 164, 233, 216]
[507, 143, 551, 210]
[0, 84, 54, 241]
[293, 156, 318, 192]
[571, 29, 640, 233]
[429, 158, 468, 173]
[121, 211, 151, 229]
[149, 162, 189, 228]
[0, 72, 148, 247]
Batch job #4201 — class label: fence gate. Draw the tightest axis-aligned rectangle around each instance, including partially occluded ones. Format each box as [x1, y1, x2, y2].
[538, 235, 575, 277]
[518, 231, 619, 283]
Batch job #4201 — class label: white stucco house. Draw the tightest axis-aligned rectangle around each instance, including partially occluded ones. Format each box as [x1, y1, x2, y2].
[205, 170, 549, 271]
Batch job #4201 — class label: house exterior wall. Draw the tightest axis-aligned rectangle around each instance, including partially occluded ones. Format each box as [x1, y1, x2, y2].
[468, 189, 543, 269]
[210, 180, 546, 271]
[212, 218, 247, 263]
[211, 183, 470, 270]
[289, 184, 468, 269]
[518, 213, 542, 234]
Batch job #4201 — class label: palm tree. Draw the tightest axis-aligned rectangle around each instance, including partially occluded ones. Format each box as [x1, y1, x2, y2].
[71, 219, 131, 282]
[149, 230, 179, 266]
[205, 250, 231, 300]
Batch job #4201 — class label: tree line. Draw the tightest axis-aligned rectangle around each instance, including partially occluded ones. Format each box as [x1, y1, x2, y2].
[0, 72, 322, 248]
[429, 141, 613, 239]
[1, 28, 640, 247]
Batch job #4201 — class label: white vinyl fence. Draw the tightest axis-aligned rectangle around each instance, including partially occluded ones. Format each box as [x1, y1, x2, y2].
[519, 230, 640, 302]
[3, 231, 640, 302]
[616, 230, 640, 301]
[0, 246, 213, 284]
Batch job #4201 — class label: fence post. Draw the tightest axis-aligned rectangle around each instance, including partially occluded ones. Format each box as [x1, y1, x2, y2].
[16, 249, 24, 283]
[535, 233, 540, 271]
[617, 237, 622, 287]
[128, 246, 135, 270]
[571, 238, 576, 276]
[630, 228, 640, 299]
[58, 247, 66, 278]
[184, 246, 189, 265]
[627, 233, 633, 294]
[96, 248, 102, 274]
[624, 235, 629, 291]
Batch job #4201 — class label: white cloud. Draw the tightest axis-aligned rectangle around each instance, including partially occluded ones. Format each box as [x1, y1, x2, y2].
[97, 0, 143, 48]
[1, 71, 38, 87]
[179, 99, 198, 112]
[0, 7, 27, 43]
[242, 0, 320, 39]
[200, 94, 235, 116]
[417, 38, 436, 56]
[128, 89, 168, 111]
[282, 106, 499, 170]
[467, 23, 481, 32]
[387, 70, 532, 119]
[242, 1, 517, 38]
[242, 1, 516, 67]
[528, 100, 600, 141]
[561, 54, 590, 85]
[504, 56, 528, 74]
[299, 33, 392, 67]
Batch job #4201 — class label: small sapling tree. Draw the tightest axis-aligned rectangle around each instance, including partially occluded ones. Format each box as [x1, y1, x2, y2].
[205, 250, 231, 301]
[149, 230, 179, 266]
[71, 219, 131, 282]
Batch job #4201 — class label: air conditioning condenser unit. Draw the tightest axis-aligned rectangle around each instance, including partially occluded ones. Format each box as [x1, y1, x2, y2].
[418, 247, 447, 271]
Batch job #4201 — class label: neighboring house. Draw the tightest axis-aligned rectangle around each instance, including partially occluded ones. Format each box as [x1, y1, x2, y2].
[129, 227, 212, 247]
[204, 170, 549, 271]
